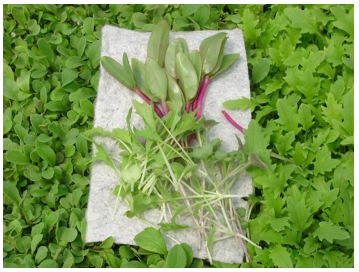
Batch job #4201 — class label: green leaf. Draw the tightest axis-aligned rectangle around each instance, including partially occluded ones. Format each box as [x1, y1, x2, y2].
[3, 78, 20, 101]
[313, 221, 350, 243]
[132, 100, 156, 130]
[276, 95, 300, 132]
[165, 244, 187, 268]
[166, 73, 184, 112]
[188, 49, 202, 82]
[175, 52, 199, 101]
[199, 32, 227, 75]
[3, 181, 22, 206]
[121, 164, 142, 183]
[313, 146, 340, 174]
[269, 244, 293, 268]
[38, 259, 59, 268]
[62, 68, 78, 86]
[147, 20, 170, 67]
[131, 58, 152, 98]
[6, 150, 29, 165]
[193, 5, 210, 26]
[3, 115, 12, 134]
[65, 56, 86, 68]
[211, 53, 239, 79]
[15, 236, 32, 254]
[330, 6, 354, 41]
[284, 7, 320, 35]
[31, 234, 43, 254]
[165, 38, 188, 79]
[83, 17, 94, 35]
[133, 227, 167, 255]
[57, 227, 78, 242]
[145, 58, 167, 101]
[35, 246, 48, 264]
[36, 141, 56, 166]
[101, 56, 135, 90]
[252, 58, 270, 84]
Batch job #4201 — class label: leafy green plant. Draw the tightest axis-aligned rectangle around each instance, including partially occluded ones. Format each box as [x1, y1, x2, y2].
[3, 3, 354, 268]
[89, 20, 264, 263]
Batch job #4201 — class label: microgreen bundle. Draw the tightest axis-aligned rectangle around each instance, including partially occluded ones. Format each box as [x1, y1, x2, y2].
[90, 20, 266, 263]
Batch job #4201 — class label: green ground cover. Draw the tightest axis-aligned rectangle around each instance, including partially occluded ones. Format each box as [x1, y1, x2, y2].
[3, 4, 354, 268]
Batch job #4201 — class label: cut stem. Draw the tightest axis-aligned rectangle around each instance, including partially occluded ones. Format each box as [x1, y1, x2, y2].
[221, 110, 244, 133]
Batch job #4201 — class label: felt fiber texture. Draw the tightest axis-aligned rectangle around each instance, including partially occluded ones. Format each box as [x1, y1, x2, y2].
[85, 25, 251, 264]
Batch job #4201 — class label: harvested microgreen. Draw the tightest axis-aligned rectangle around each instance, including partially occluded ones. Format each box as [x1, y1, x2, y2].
[90, 20, 264, 263]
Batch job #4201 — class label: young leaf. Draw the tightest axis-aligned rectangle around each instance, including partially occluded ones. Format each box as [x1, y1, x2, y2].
[36, 141, 56, 166]
[175, 52, 199, 101]
[131, 58, 152, 99]
[145, 58, 168, 101]
[269, 244, 293, 268]
[165, 38, 188, 79]
[101, 56, 135, 90]
[133, 227, 167, 255]
[166, 73, 184, 111]
[6, 150, 29, 165]
[313, 221, 350, 243]
[147, 20, 170, 67]
[188, 49, 202, 82]
[210, 53, 239, 79]
[199, 32, 227, 75]
[165, 244, 187, 268]
[252, 58, 270, 84]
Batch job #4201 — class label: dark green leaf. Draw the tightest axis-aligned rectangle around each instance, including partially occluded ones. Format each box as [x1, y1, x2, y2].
[165, 244, 187, 268]
[133, 227, 167, 255]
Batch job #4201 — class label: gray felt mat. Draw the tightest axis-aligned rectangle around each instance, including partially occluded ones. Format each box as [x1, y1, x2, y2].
[85, 25, 252, 264]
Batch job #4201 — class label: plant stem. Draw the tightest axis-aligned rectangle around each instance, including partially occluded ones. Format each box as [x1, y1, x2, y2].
[161, 100, 169, 116]
[221, 110, 244, 133]
[193, 76, 211, 119]
[134, 88, 164, 117]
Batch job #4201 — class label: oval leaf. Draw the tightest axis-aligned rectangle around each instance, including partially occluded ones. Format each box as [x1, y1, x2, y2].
[145, 58, 167, 101]
[36, 141, 56, 166]
[211, 53, 240, 79]
[165, 38, 188, 79]
[175, 52, 199, 101]
[133, 227, 167, 255]
[166, 73, 184, 112]
[252, 58, 270, 84]
[199, 32, 227, 75]
[101, 56, 135, 90]
[165, 244, 187, 268]
[147, 20, 170, 67]
[6, 150, 29, 165]
[131, 58, 152, 99]
[188, 49, 202, 82]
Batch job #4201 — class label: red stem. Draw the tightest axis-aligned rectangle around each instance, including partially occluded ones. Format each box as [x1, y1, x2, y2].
[221, 110, 244, 133]
[193, 76, 211, 119]
[134, 89, 164, 118]
[161, 100, 169, 116]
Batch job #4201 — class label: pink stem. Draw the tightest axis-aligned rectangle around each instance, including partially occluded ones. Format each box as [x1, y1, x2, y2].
[134, 89, 164, 118]
[191, 78, 205, 111]
[161, 100, 169, 116]
[221, 110, 244, 133]
[194, 76, 211, 119]
[185, 101, 191, 113]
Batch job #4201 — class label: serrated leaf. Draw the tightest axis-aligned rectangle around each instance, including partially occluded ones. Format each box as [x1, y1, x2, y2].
[313, 145, 340, 174]
[133, 227, 167, 255]
[284, 7, 320, 35]
[269, 244, 293, 268]
[313, 221, 350, 243]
